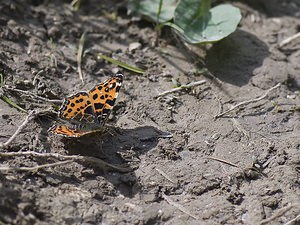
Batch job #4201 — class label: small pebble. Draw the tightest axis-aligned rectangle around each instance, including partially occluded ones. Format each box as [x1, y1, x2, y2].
[129, 42, 142, 52]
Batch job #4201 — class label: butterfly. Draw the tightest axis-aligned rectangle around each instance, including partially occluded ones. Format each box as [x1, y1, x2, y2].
[48, 72, 123, 138]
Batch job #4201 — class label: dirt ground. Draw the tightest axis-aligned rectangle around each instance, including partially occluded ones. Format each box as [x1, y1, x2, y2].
[1, 0, 300, 224]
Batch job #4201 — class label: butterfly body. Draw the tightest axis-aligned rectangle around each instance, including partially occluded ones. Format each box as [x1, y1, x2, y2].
[48, 73, 123, 137]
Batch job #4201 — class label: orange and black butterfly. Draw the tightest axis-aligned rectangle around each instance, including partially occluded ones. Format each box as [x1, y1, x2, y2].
[48, 73, 123, 137]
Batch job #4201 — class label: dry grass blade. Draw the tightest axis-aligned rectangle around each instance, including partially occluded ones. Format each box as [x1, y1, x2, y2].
[77, 32, 86, 84]
[279, 32, 300, 47]
[162, 193, 199, 220]
[206, 156, 240, 168]
[258, 203, 299, 225]
[155, 79, 206, 98]
[155, 168, 176, 184]
[206, 156, 265, 178]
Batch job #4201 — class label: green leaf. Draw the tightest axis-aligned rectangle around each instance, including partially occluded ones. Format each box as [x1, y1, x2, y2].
[174, 0, 211, 29]
[169, 0, 241, 44]
[128, 0, 177, 23]
[97, 53, 145, 74]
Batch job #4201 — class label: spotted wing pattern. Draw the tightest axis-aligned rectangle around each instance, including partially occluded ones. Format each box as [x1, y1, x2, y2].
[89, 73, 123, 125]
[49, 73, 123, 137]
[58, 91, 94, 123]
[49, 124, 90, 138]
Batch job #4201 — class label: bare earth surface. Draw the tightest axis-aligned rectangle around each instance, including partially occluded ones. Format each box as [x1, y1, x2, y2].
[0, 0, 300, 224]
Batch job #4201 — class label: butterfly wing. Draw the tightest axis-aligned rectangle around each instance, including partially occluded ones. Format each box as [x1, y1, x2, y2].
[58, 91, 95, 123]
[89, 73, 123, 125]
[48, 124, 88, 138]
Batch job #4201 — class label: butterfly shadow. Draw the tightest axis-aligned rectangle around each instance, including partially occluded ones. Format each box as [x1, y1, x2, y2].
[54, 125, 171, 197]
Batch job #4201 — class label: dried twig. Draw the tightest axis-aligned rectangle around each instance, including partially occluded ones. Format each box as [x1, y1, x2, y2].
[215, 83, 281, 118]
[206, 156, 240, 168]
[0, 111, 36, 148]
[3, 85, 62, 104]
[284, 213, 300, 225]
[213, 92, 223, 117]
[0, 109, 54, 148]
[155, 168, 176, 184]
[258, 204, 298, 225]
[0, 151, 132, 172]
[206, 156, 266, 179]
[162, 193, 199, 220]
[279, 32, 300, 47]
[231, 118, 250, 139]
[77, 32, 86, 84]
[155, 80, 206, 98]
[0, 160, 73, 172]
